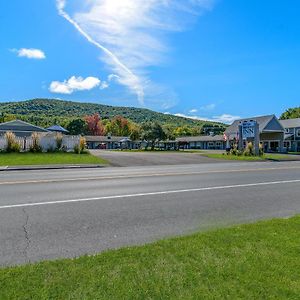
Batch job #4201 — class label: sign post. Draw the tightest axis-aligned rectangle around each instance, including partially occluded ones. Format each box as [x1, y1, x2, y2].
[238, 124, 243, 151]
[238, 120, 260, 155]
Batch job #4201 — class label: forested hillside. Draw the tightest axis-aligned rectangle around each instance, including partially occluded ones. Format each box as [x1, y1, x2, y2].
[0, 99, 226, 136]
[280, 107, 300, 119]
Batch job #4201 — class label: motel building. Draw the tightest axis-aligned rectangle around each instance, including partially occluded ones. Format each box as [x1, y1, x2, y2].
[177, 115, 299, 153]
[176, 134, 227, 150]
[225, 115, 285, 153]
[279, 118, 300, 153]
[176, 115, 286, 153]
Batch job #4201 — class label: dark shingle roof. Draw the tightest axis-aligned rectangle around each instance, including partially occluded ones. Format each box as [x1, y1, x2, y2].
[280, 118, 300, 129]
[0, 120, 48, 134]
[85, 136, 127, 142]
[46, 125, 69, 133]
[225, 115, 283, 135]
[176, 135, 225, 142]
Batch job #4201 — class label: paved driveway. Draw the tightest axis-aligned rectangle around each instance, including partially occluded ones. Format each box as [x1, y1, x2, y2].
[90, 150, 224, 167]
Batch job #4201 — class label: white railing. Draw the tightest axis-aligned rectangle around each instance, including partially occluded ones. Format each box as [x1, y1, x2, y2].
[0, 135, 81, 152]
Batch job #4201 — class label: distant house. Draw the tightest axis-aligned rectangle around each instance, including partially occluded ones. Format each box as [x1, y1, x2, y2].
[176, 135, 227, 150]
[280, 118, 300, 152]
[225, 115, 285, 152]
[0, 120, 49, 137]
[46, 125, 69, 134]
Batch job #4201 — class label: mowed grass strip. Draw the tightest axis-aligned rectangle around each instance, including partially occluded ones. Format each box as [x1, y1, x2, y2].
[203, 153, 295, 161]
[0, 152, 107, 166]
[1, 216, 300, 299]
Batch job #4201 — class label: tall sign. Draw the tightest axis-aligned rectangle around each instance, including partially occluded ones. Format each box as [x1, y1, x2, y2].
[238, 120, 260, 155]
[242, 121, 256, 139]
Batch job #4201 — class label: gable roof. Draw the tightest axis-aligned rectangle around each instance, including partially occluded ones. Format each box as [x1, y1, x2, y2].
[225, 115, 284, 135]
[46, 125, 69, 133]
[0, 120, 48, 133]
[280, 118, 300, 129]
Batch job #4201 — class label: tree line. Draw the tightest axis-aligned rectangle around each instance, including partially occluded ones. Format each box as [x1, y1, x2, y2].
[67, 113, 226, 140]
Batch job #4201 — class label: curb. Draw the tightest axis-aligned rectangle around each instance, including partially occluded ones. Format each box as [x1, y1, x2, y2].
[0, 165, 106, 172]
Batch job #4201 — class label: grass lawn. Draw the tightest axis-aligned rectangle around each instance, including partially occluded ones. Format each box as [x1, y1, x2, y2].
[1, 216, 300, 299]
[203, 153, 265, 161]
[203, 153, 295, 161]
[0, 152, 107, 166]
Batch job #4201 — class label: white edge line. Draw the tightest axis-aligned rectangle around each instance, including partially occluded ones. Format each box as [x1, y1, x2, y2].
[1, 179, 300, 210]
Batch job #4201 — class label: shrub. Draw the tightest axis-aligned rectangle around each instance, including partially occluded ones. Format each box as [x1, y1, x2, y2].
[79, 136, 86, 152]
[73, 144, 80, 154]
[55, 133, 63, 151]
[244, 142, 254, 156]
[259, 142, 264, 156]
[230, 144, 238, 156]
[29, 132, 42, 153]
[4, 131, 20, 153]
[74, 136, 87, 154]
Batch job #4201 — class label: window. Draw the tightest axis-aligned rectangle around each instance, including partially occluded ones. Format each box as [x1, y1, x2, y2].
[215, 142, 222, 149]
[297, 129, 300, 137]
[284, 141, 291, 148]
[208, 142, 214, 149]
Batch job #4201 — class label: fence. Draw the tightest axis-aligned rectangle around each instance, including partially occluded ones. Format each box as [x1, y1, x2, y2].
[0, 135, 81, 152]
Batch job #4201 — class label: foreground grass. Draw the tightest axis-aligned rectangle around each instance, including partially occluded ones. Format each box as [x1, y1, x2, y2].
[1, 216, 300, 299]
[203, 153, 264, 161]
[203, 153, 295, 161]
[0, 152, 107, 166]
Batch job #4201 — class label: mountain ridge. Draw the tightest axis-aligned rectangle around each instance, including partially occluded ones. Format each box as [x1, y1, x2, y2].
[0, 98, 225, 130]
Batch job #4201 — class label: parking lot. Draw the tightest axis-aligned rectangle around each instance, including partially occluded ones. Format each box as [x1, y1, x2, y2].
[90, 150, 225, 167]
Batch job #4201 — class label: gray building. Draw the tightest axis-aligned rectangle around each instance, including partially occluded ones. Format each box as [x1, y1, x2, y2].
[280, 118, 300, 152]
[0, 120, 49, 137]
[225, 115, 285, 152]
[85, 135, 141, 150]
[176, 135, 226, 150]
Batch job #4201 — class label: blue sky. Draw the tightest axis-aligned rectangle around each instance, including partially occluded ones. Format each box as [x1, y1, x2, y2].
[1, 0, 299, 123]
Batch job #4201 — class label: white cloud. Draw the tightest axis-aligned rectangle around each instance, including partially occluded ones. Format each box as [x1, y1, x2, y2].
[100, 81, 109, 90]
[200, 103, 216, 111]
[189, 109, 198, 113]
[212, 114, 241, 124]
[56, 0, 215, 105]
[167, 112, 241, 124]
[174, 113, 208, 121]
[49, 76, 100, 94]
[13, 48, 46, 59]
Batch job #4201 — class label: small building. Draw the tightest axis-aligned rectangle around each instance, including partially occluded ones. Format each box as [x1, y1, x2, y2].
[46, 125, 69, 134]
[225, 115, 285, 152]
[85, 135, 141, 150]
[176, 135, 227, 150]
[280, 118, 300, 152]
[0, 120, 49, 137]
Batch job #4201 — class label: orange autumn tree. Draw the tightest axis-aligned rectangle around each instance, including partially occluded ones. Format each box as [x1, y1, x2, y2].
[85, 113, 106, 136]
[109, 115, 131, 136]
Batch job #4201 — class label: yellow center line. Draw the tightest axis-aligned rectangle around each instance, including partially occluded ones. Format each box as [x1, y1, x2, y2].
[0, 166, 300, 186]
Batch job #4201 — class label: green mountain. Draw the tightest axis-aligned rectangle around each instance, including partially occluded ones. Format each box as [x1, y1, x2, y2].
[280, 107, 300, 120]
[0, 98, 225, 130]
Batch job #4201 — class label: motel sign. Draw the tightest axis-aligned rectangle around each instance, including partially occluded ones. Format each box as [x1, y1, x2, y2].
[242, 121, 256, 139]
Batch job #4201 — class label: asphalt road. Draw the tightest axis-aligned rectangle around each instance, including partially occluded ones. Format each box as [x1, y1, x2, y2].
[1, 161, 300, 266]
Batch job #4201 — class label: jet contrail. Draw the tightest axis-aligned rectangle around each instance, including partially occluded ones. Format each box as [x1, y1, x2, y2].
[56, 0, 144, 104]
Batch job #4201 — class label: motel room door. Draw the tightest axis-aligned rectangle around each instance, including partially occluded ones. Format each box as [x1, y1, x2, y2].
[269, 141, 279, 152]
